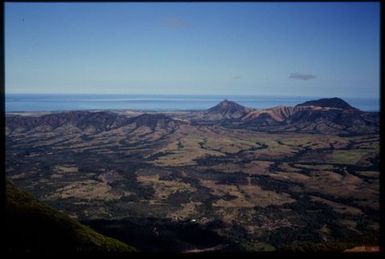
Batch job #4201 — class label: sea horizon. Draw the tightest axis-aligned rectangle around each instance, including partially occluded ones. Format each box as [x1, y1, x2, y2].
[5, 93, 380, 113]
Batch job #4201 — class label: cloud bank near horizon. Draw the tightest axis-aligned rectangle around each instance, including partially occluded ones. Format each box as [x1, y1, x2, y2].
[289, 73, 316, 80]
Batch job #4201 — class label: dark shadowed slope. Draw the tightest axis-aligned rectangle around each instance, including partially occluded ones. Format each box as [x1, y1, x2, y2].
[5, 180, 136, 254]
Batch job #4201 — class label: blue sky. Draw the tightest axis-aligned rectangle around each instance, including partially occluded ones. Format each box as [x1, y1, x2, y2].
[5, 2, 380, 98]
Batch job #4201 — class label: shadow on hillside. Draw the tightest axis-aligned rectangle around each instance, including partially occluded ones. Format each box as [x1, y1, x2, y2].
[82, 217, 239, 252]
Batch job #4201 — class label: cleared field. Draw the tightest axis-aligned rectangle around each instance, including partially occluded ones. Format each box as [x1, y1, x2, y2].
[150, 129, 349, 166]
[152, 128, 226, 166]
[45, 180, 122, 201]
[242, 161, 274, 175]
[310, 196, 363, 215]
[355, 171, 379, 178]
[168, 201, 202, 221]
[292, 163, 335, 171]
[55, 165, 79, 173]
[324, 150, 374, 165]
[200, 180, 294, 208]
[276, 134, 350, 149]
[269, 171, 311, 182]
[137, 174, 196, 200]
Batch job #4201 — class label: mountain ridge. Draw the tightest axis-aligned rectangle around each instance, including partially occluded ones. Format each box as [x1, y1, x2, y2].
[5, 97, 378, 135]
[296, 97, 358, 110]
[206, 99, 250, 119]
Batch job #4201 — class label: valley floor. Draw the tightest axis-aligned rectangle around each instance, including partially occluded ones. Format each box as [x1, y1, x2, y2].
[6, 108, 380, 251]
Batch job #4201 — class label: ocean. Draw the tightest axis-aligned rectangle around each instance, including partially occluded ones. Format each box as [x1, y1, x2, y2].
[5, 94, 380, 112]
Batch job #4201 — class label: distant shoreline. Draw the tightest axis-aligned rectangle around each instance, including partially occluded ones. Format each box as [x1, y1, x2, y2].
[5, 94, 380, 113]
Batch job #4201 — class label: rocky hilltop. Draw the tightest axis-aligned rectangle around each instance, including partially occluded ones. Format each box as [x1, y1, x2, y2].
[296, 97, 358, 110]
[205, 99, 250, 120]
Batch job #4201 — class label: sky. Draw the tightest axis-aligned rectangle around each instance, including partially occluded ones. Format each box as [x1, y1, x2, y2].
[5, 2, 380, 98]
